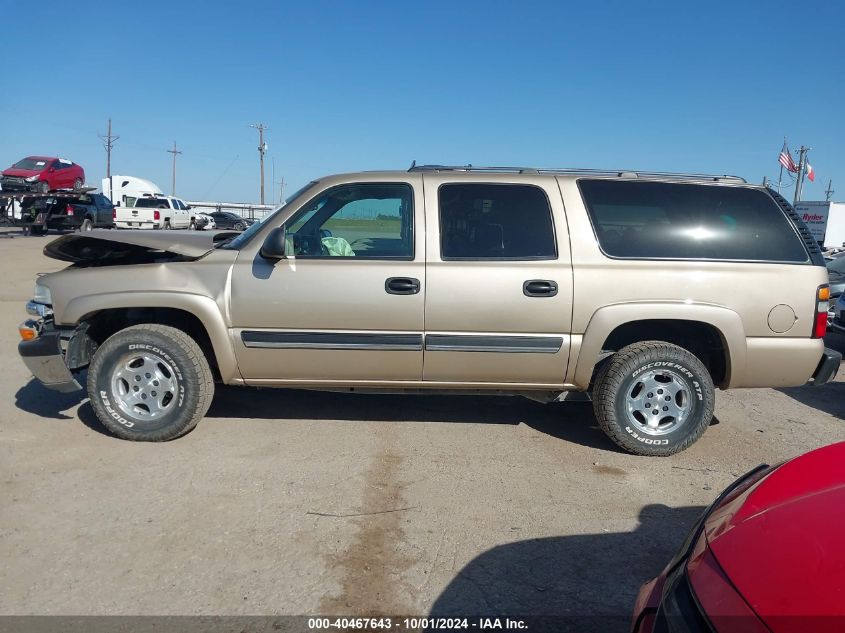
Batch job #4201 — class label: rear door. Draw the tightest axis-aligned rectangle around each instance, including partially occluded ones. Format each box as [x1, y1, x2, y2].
[422, 175, 573, 386]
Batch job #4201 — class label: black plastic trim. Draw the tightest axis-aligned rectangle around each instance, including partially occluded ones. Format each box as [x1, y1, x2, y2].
[523, 279, 558, 297]
[18, 329, 63, 358]
[425, 334, 563, 354]
[809, 347, 841, 386]
[241, 331, 423, 351]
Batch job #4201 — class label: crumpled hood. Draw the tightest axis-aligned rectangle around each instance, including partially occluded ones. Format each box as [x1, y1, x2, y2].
[43, 229, 237, 265]
[2, 167, 40, 178]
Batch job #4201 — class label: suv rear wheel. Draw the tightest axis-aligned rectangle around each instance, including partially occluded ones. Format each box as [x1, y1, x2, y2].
[592, 341, 714, 456]
[87, 324, 214, 441]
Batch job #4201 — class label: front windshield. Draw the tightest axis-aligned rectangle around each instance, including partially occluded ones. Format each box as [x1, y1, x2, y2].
[222, 181, 319, 249]
[13, 157, 49, 171]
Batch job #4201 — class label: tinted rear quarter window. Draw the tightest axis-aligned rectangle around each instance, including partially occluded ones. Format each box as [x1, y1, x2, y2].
[578, 180, 808, 262]
[439, 183, 556, 260]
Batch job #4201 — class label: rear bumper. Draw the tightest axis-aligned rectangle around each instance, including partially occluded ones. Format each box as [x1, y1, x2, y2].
[116, 220, 160, 230]
[808, 347, 841, 386]
[18, 323, 81, 393]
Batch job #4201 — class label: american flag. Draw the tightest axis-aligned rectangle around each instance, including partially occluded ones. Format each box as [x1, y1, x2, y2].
[779, 141, 798, 173]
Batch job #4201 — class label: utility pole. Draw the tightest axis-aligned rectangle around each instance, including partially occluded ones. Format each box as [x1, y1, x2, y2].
[250, 123, 268, 205]
[167, 141, 182, 196]
[825, 179, 835, 202]
[98, 118, 119, 200]
[793, 145, 810, 206]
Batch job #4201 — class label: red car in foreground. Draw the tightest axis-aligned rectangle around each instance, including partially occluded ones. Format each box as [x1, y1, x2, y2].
[1, 156, 85, 193]
[633, 441, 845, 633]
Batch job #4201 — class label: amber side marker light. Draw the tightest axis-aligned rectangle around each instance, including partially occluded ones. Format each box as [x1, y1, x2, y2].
[19, 327, 36, 342]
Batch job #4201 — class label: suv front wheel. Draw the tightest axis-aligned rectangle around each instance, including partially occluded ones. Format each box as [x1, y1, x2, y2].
[592, 341, 715, 456]
[87, 324, 214, 441]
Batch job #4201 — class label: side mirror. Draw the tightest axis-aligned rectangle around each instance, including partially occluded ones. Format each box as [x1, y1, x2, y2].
[260, 226, 286, 260]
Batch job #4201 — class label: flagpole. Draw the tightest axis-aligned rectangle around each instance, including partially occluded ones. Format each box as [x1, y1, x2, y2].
[793, 146, 808, 206]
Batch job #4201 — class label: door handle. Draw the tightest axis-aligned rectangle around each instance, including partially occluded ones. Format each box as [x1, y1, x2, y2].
[385, 277, 421, 295]
[523, 279, 558, 297]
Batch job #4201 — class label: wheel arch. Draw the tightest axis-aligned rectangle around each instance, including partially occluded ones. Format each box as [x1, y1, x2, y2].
[63, 292, 240, 383]
[571, 303, 746, 390]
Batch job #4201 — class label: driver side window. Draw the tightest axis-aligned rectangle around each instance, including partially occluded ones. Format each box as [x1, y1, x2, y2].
[285, 183, 413, 259]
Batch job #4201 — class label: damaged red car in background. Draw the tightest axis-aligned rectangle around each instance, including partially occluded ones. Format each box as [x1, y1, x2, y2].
[1, 156, 85, 193]
[632, 441, 845, 633]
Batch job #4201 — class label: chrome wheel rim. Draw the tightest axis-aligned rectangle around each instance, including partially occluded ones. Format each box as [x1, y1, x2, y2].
[625, 369, 690, 435]
[110, 351, 179, 420]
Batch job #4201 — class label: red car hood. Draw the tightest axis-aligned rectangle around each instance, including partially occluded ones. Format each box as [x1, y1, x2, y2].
[704, 441, 845, 631]
[2, 167, 40, 177]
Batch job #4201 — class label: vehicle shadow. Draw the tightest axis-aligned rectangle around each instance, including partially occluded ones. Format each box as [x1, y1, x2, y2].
[777, 332, 845, 419]
[14, 377, 87, 421]
[428, 503, 706, 633]
[14, 377, 621, 450]
[205, 385, 624, 453]
[16, 380, 723, 453]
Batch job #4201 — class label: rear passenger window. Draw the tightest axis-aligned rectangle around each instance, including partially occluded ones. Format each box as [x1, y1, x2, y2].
[579, 180, 809, 262]
[439, 183, 556, 260]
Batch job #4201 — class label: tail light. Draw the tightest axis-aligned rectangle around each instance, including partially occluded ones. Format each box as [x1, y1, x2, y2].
[154, 210, 161, 221]
[66, 204, 74, 216]
[813, 285, 830, 338]
[112, 208, 116, 220]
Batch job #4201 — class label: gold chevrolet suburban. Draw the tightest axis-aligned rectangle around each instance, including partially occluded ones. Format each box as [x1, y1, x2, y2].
[17, 165, 841, 455]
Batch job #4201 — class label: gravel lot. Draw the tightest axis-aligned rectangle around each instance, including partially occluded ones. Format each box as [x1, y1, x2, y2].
[1, 228, 843, 630]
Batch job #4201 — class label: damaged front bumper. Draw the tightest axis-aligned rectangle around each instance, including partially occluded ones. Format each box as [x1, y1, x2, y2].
[18, 319, 94, 393]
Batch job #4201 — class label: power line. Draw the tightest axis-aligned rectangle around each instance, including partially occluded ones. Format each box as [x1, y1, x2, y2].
[167, 141, 183, 196]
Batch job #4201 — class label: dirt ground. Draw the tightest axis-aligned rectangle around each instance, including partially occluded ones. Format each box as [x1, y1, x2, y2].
[1, 228, 843, 630]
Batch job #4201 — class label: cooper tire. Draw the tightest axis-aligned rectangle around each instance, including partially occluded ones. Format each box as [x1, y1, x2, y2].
[87, 324, 214, 441]
[592, 341, 714, 456]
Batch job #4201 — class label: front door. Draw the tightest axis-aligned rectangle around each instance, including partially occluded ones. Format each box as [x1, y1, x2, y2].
[229, 177, 425, 384]
[422, 175, 573, 386]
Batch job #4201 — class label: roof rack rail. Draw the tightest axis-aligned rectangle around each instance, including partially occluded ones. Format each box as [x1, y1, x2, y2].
[407, 163, 746, 183]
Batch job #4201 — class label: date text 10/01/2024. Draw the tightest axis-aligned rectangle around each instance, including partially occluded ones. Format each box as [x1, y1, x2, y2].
[307, 618, 528, 630]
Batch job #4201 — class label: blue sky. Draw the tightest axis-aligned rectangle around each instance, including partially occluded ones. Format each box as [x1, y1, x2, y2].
[1, 0, 842, 203]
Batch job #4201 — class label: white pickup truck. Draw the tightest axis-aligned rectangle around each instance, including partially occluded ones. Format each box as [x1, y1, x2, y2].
[114, 195, 197, 230]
